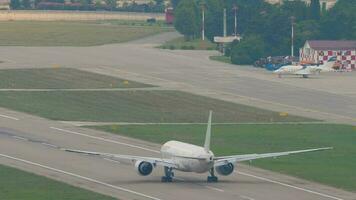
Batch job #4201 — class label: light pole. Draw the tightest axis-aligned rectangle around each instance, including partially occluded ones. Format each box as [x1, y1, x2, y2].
[290, 16, 296, 57]
[223, 8, 227, 38]
[232, 5, 238, 36]
[222, 7, 227, 54]
[200, 1, 206, 41]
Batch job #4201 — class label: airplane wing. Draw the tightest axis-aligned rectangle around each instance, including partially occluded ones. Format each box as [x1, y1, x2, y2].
[213, 147, 332, 167]
[63, 149, 177, 168]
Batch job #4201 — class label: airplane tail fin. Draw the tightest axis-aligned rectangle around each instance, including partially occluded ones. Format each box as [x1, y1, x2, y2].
[204, 110, 212, 152]
[321, 56, 337, 70]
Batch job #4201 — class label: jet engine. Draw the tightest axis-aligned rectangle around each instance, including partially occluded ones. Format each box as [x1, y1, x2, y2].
[215, 163, 234, 176]
[135, 161, 153, 176]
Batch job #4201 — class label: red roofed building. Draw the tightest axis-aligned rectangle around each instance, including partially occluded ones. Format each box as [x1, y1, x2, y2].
[300, 40, 356, 70]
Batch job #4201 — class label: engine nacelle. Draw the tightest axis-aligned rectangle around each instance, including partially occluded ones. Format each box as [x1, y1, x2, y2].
[135, 161, 153, 176]
[215, 163, 234, 176]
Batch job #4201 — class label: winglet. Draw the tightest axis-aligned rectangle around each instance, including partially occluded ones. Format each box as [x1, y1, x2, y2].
[204, 110, 212, 152]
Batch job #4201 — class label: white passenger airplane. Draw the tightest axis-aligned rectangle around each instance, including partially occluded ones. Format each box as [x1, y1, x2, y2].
[273, 56, 337, 78]
[65, 111, 332, 182]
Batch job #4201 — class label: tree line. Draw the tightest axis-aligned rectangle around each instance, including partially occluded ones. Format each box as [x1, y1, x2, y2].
[10, 0, 165, 12]
[173, 0, 356, 65]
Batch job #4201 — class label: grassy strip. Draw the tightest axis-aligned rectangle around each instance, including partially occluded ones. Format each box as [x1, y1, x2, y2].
[209, 55, 231, 64]
[159, 37, 217, 50]
[0, 68, 152, 89]
[0, 90, 313, 122]
[90, 123, 356, 192]
[0, 21, 167, 46]
[0, 164, 116, 200]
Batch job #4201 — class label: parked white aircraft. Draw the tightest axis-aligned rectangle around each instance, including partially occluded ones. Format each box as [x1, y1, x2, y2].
[64, 111, 332, 182]
[273, 56, 337, 78]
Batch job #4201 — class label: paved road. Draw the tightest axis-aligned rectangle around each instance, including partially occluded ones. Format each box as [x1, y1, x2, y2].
[0, 31, 355, 125]
[0, 108, 355, 200]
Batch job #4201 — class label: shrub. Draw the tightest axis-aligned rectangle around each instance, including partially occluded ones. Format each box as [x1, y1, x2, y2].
[231, 35, 265, 65]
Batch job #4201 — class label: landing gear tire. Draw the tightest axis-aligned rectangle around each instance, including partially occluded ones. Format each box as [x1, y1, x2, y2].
[207, 168, 218, 183]
[161, 166, 174, 183]
[207, 176, 218, 183]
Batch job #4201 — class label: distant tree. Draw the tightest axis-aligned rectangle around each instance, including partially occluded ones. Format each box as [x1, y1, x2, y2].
[121, 1, 128, 8]
[174, 0, 199, 40]
[309, 0, 321, 20]
[105, 0, 116, 10]
[231, 34, 265, 64]
[154, 0, 164, 6]
[47, 0, 64, 3]
[34, 0, 41, 7]
[171, 0, 180, 8]
[204, 0, 224, 41]
[281, 0, 308, 20]
[22, 0, 32, 8]
[232, 0, 276, 35]
[94, 0, 101, 6]
[80, 0, 93, 6]
[294, 20, 320, 55]
[321, 2, 327, 15]
[10, 0, 21, 9]
[320, 0, 356, 39]
[262, 10, 291, 55]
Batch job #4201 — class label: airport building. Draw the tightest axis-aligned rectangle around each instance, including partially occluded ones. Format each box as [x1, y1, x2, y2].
[299, 40, 356, 70]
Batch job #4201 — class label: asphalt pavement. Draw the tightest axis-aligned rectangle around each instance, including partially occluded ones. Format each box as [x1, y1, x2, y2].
[0, 32, 355, 200]
[0, 108, 355, 200]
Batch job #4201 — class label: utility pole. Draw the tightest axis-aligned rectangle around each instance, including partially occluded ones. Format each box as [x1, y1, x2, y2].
[200, 1, 206, 41]
[232, 5, 238, 36]
[223, 8, 227, 54]
[223, 8, 227, 37]
[290, 16, 296, 57]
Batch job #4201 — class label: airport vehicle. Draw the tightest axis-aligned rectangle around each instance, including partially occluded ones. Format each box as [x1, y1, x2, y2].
[273, 56, 337, 78]
[64, 111, 332, 183]
[255, 56, 298, 70]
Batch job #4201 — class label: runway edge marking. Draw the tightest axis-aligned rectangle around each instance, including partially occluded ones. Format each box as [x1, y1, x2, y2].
[239, 195, 255, 200]
[236, 171, 344, 200]
[0, 153, 162, 200]
[50, 127, 160, 153]
[0, 114, 19, 121]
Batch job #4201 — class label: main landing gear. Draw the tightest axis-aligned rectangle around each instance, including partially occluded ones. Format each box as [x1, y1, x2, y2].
[207, 168, 218, 183]
[161, 166, 174, 182]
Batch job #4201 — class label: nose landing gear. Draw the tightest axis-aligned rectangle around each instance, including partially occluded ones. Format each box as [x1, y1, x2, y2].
[161, 166, 174, 182]
[207, 168, 218, 183]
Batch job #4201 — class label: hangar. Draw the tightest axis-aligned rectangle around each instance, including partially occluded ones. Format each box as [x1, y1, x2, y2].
[300, 40, 356, 70]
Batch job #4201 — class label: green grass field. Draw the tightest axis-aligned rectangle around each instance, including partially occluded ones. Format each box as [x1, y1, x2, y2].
[0, 90, 312, 122]
[160, 37, 217, 50]
[0, 164, 116, 200]
[0, 21, 168, 46]
[90, 123, 356, 191]
[0, 68, 151, 89]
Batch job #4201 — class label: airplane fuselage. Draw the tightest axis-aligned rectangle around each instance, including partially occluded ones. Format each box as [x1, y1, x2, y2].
[161, 141, 214, 173]
[273, 59, 336, 75]
[273, 65, 304, 74]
